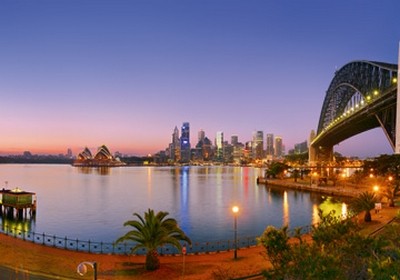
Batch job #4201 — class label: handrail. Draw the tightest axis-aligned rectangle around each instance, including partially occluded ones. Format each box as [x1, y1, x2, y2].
[0, 223, 314, 255]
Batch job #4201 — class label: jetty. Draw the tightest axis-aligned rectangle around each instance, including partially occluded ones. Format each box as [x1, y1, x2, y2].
[0, 187, 37, 219]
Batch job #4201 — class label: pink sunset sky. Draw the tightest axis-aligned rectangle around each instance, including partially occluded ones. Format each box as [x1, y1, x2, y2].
[0, 1, 398, 158]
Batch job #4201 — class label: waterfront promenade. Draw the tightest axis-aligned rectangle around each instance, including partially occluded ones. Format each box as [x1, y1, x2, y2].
[264, 177, 371, 198]
[0, 179, 398, 279]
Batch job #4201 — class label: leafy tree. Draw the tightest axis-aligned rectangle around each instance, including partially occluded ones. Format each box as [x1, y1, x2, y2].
[258, 215, 344, 279]
[284, 152, 308, 166]
[350, 191, 378, 222]
[373, 154, 400, 177]
[348, 170, 365, 185]
[116, 209, 191, 271]
[258, 210, 400, 279]
[311, 209, 356, 246]
[265, 162, 289, 179]
[381, 179, 400, 207]
[368, 223, 400, 280]
[257, 226, 290, 273]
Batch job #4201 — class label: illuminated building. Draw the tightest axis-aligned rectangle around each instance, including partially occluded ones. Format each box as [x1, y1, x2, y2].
[275, 136, 283, 158]
[266, 133, 274, 157]
[215, 131, 224, 162]
[253, 131, 264, 160]
[180, 122, 191, 163]
[73, 145, 125, 167]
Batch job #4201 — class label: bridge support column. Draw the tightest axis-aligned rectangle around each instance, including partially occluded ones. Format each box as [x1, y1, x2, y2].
[309, 145, 334, 174]
[309, 145, 317, 167]
[396, 42, 400, 153]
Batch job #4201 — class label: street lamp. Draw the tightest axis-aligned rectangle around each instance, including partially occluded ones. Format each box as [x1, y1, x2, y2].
[232, 206, 239, 259]
[77, 261, 97, 280]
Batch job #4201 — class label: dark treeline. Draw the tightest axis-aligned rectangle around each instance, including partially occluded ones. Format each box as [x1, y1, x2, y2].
[0, 155, 73, 164]
[0, 155, 151, 165]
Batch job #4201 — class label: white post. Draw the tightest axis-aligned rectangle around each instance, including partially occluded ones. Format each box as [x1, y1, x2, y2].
[395, 42, 400, 153]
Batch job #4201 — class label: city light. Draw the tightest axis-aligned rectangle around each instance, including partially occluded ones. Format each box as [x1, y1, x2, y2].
[77, 261, 97, 280]
[232, 206, 239, 259]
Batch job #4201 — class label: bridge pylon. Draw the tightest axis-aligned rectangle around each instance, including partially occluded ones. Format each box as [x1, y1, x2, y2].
[309, 145, 333, 169]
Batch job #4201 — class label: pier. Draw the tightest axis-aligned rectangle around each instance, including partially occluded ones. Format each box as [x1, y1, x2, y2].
[0, 188, 36, 219]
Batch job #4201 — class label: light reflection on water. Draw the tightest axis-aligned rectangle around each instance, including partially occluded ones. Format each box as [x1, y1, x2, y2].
[0, 164, 347, 243]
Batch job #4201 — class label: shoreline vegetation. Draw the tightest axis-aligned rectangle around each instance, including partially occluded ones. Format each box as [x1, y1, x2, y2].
[0, 178, 399, 279]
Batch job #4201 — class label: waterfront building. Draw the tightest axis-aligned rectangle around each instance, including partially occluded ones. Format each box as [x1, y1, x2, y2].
[73, 145, 125, 166]
[266, 133, 274, 158]
[170, 126, 180, 162]
[223, 142, 234, 162]
[194, 141, 203, 161]
[252, 131, 264, 160]
[275, 136, 283, 158]
[242, 141, 253, 163]
[77, 147, 92, 160]
[0, 187, 36, 219]
[180, 122, 191, 163]
[194, 134, 213, 162]
[202, 137, 213, 161]
[215, 131, 224, 162]
[154, 150, 168, 164]
[233, 142, 244, 164]
[294, 140, 308, 154]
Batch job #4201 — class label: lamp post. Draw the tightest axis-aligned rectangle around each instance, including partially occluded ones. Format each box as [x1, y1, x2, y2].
[77, 261, 97, 280]
[232, 206, 239, 259]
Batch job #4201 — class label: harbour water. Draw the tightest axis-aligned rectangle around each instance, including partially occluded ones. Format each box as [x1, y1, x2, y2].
[0, 164, 346, 244]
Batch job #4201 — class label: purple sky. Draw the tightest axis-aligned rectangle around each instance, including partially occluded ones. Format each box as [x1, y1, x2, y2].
[0, 1, 399, 158]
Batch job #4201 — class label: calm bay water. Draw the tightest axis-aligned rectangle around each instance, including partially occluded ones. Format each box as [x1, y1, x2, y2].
[0, 164, 345, 243]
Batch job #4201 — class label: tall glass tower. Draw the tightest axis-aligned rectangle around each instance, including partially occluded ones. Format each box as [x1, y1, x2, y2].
[253, 131, 264, 159]
[275, 136, 283, 158]
[266, 133, 274, 157]
[180, 122, 191, 163]
[215, 131, 224, 161]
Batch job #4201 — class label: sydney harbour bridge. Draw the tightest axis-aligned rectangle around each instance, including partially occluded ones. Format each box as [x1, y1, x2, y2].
[309, 55, 399, 167]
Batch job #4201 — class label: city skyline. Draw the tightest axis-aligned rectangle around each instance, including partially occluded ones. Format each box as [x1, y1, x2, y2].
[1, 1, 399, 158]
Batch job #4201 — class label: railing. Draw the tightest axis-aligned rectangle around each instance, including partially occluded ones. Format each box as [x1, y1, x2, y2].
[0, 223, 313, 255]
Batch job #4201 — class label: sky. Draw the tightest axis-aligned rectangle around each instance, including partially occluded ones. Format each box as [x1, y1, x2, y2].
[0, 0, 399, 158]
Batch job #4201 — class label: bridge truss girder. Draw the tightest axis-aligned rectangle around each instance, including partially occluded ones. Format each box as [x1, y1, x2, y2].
[317, 61, 397, 135]
[311, 60, 397, 165]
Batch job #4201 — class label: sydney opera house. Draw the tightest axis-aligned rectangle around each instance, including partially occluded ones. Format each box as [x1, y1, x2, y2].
[73, 145, 126, 167]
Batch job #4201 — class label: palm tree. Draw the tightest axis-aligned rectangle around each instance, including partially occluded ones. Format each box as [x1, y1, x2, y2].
[116, 209, 191, 271]
[350, 191, 378, 222]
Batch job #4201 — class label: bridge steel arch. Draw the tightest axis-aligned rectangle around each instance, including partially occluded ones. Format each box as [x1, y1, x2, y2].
[310, 60, 398, 167]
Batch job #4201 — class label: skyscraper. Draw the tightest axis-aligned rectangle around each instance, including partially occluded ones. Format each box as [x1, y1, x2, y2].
[171, 126, 180, 161]
[180, 122, 191, 163]
[198, 129, 205, 142]
[253, 131, 264, 159]
[215, 131, 224, 161]
[231, 135, 238, 146]
[266, 133, 274, 157]
[275, 136, 283, 158]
